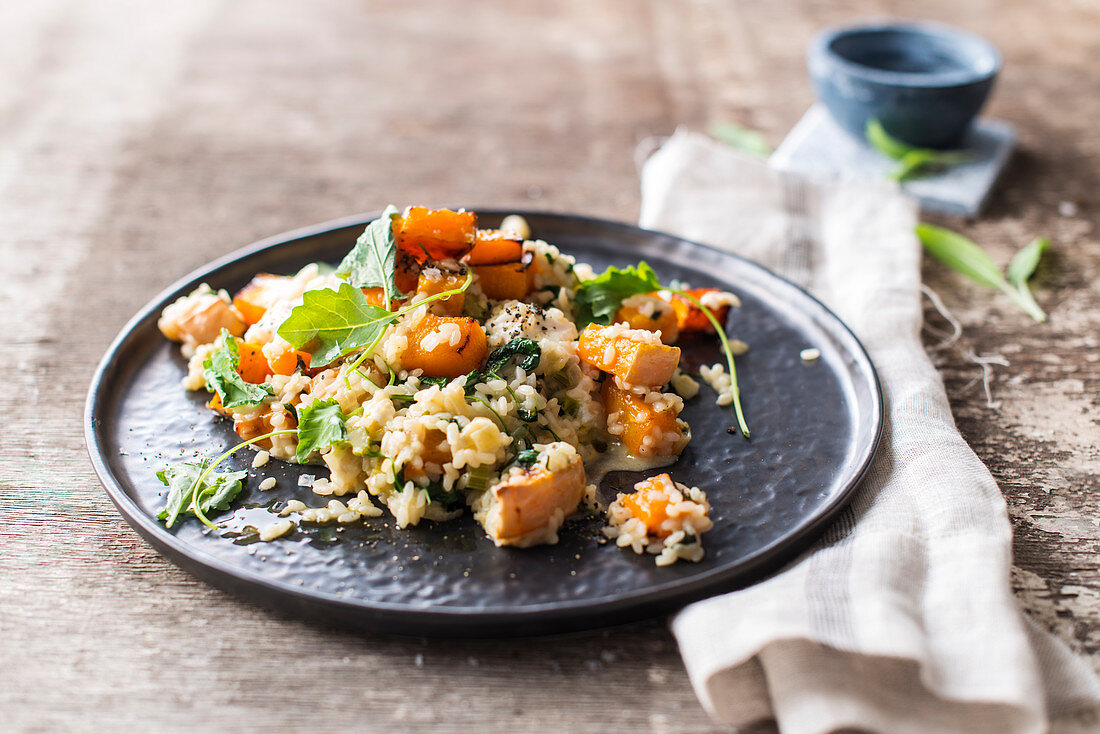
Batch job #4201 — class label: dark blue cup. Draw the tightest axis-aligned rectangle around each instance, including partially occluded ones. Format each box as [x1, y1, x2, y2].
[808, 21, 1001, 149]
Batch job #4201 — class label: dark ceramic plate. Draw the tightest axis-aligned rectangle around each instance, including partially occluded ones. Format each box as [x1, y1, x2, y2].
[86, 211, 882, 637]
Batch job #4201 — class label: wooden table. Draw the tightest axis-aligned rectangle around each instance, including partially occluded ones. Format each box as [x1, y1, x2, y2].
[3, 1, 1097, 731]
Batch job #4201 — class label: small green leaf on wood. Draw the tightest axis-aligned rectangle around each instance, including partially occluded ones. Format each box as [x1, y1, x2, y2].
[708, 121, 772, 157]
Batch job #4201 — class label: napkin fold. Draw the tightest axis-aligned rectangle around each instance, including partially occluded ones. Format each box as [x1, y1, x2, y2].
[640, 130, 1100, 734]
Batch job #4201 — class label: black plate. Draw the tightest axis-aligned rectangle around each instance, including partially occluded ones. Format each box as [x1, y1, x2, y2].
[86, 211, 882, 637]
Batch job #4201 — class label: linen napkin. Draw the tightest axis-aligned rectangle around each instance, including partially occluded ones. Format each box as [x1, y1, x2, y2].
[639, 130, 1100, 734]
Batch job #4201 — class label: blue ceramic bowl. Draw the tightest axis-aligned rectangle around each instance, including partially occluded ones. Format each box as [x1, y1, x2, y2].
[809, 21, 1001, 149]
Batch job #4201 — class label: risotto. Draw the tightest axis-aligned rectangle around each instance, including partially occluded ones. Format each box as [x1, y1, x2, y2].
[156, 206, 746, 564]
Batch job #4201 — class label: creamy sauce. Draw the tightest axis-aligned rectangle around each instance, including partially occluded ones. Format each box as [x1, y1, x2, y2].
[584, 442, 678, 486]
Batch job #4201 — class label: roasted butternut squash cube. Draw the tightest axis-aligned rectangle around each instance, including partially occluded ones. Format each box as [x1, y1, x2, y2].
[233, 273, 292, 326]
[234, 338, 273, 384]
[402, 312, 488, 378]
[481, 444, 586, 546]
[395, 207, 477, 262]
[466, 229, 524, 265]
[578, 324, 680, 387]
[476, 252, 535, 301]
[660, 288, 735, 334]
[602, 380, 685, 459]
[415, 268, 467, 316]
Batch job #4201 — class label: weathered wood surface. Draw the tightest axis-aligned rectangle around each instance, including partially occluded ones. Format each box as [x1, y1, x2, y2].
[1, 1, 1097, 732]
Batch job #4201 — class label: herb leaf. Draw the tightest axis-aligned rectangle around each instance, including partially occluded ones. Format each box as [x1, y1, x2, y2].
[915, 223, 1006, 289]
[203, 329, 272, 408]
[486, 337, 541, 373]
[708, 121, 772, 157]
[295, 399, 347, 463]
[1006, 237, 1050, 286]
[1006, 237, 1051, 323]
[866, 119, 970, 182]
[574, 262, 661, 327]
[916, 224, 1048, 322]
[277, 282, 396, 367]
[157, 461, 247, 528]
[335, 205, 404, 302]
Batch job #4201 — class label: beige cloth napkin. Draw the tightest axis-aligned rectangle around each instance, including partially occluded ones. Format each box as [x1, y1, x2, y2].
[639, 130, 1100, 734]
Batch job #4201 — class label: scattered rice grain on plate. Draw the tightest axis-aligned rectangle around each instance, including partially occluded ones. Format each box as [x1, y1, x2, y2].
[260, 519, 294, 541]
[800, 348, 821, 362]
[258, 477, 277, 491]
[252, 450, 271, 468]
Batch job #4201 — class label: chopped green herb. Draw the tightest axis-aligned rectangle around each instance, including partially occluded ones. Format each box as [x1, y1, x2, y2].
[486, 337, 541, 373]
[202, 329, 272, 408]
[513, 448, 539, 468]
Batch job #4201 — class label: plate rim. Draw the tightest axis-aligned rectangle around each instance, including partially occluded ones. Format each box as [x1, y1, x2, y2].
[85, 209, 883, 634]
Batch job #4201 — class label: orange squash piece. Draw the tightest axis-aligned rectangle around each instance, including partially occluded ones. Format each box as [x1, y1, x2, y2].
[476, 251, 535, 301]
[395, 207, 477, 262]
[465, 229, 524, 265]
[602, 380, 683, 459]
[614, 295, 680, 344]
[233, 274, 291, 326]
[415, 269, 467, 316]
[620, 474, 676, 536]
[484, 449, 586, 544]
[402, 312, 488, 378]
[234, 338, 273, 384]
[268, 346, 311, 376]
[661, 288, 730, 333]
[578, 324, 680, 387]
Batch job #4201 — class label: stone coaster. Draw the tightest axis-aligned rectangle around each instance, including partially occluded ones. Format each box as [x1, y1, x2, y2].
[769, 104, 1015, 218]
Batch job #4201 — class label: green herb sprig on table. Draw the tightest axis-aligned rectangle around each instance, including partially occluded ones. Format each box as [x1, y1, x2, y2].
[709, 121, 773, 158]
[866, 119, 971, 182]
[916, 223, 1051, 322]
[575, 261, 750, 438]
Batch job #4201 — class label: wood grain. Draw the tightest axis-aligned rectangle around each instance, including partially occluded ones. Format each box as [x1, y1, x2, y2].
[2, 1, 1097, 731]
